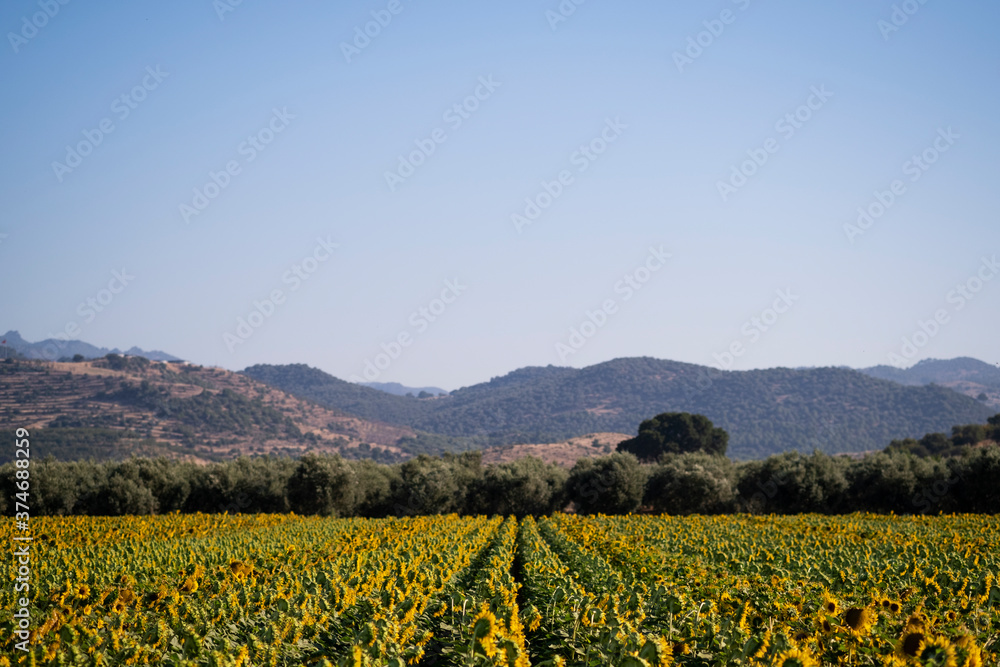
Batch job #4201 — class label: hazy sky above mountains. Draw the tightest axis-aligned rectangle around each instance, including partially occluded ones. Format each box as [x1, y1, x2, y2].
[2, 0, 998, 389]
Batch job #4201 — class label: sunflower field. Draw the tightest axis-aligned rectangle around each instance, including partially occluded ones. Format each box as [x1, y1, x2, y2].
[2, 513, 998, 666]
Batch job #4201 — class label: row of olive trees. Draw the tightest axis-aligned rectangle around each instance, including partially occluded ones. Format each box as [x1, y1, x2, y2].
[3, 446, 998, 517]
[0, 452, 568, 518]
[639, 446, 1000, 515]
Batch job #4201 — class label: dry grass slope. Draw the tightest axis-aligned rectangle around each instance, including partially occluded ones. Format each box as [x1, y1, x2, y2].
[480, 432, 632, 467]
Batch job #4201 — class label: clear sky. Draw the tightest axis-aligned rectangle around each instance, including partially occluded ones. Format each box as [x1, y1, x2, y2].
[2, 0, 998, 390]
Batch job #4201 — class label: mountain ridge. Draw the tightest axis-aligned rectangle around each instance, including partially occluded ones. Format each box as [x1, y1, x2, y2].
[243, 356, 995, 459]
[857, 356, 1000, 409]
[1, 330, 181, 363]
[360, 381, 449, 397]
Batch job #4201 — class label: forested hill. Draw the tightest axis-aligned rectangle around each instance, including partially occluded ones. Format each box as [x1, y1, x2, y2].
[241, 363, 437, 427]
[242, 358, 994, 459]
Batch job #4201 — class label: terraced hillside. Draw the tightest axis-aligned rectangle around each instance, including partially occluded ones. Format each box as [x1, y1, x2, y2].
[0, 357, 414, 463]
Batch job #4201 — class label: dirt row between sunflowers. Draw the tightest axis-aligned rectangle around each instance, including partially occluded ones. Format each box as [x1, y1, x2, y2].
[1, 512, 996, 666]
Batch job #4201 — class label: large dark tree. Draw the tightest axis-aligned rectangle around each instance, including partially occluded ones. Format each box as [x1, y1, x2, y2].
[617, 412, 728, 461]
[988, 413, 1000, 437]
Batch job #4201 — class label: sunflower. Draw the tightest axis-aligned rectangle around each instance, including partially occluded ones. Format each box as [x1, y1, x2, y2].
[953, 635, 983, 667]
[525, 605, 542, 633]
[844, 606, 877, 637]
[900, 630, 926, 657]
[44, 642, 59, 662]
[915, 636, 957, 667]
[737, 604, 752, 634]
[471, 603, 499, 658]
[923, 576, 943, 596]
[822, 592, 838, 615]
[719, 591, 737, 613]
[749, 630, 771, 659]
[229, 561, 251, 577]
[815, 615, 833, 634]
[962, 647, 983, 667]
[773, 647, 818, 667]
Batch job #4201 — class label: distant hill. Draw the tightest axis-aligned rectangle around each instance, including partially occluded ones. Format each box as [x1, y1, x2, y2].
[0, 357, 416, 463]
[244, 364, 431, 428]
[243, 357, 995, 459]
[858, 357, 1000, 408]
[1, 330, 181, 362]
[361, 381, 449, 397]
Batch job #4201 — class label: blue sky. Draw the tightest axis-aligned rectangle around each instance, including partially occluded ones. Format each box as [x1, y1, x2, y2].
[1, 0, 998, 390]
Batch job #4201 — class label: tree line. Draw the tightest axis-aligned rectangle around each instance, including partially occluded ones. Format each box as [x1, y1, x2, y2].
[4, 444, 998, 518]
